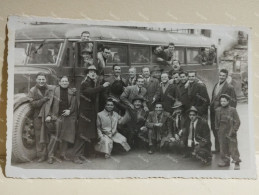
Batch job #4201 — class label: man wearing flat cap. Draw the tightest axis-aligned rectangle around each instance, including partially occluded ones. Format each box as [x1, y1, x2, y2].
[182, 106, 212, 165]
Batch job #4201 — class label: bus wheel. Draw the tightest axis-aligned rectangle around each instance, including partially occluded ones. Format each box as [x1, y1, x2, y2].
[12, 103, 36, 163]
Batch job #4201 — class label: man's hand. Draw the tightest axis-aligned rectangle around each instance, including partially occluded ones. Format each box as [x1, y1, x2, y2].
[175, 134, 180, 141]
[129, 104, 135, 110]
[43, 96, 50, 102]
[157, 57, 164, 62]
[155, 123, 163, 127]
[45, 116, 51, 122]
[140, 126, 147, 132]
[62, 109, 71, 117]
[143, 106, 149, 112]
[102, 82, 110, 88]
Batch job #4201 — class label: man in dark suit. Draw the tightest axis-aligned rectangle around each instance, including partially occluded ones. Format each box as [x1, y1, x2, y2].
[210, 69, 237, 153]
[72, 65, 110, 163]
[187, 71, 210, 119]
[177, 71, 190, 115]
[154, 72, 179, 113]
[120, 76, 149, 112]
[145, 103, 173, 154]
[142, 67, 160, 110]
[182, 106, 212, 165]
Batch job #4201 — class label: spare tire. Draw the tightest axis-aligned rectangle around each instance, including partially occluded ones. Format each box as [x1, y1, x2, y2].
[12, 103, 36, 163]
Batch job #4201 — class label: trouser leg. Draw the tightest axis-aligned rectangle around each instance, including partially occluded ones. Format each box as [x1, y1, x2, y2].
[72, 138, 86, 158]
[60, 141, 68, 157]
[218, 131, 230, 163]
[229, 136, 241, 163]
[210, 109, 219, 151]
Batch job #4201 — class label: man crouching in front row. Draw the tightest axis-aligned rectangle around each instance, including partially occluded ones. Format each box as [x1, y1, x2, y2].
[182, 106, 212, 166]
[95, 98, 131, 159]
[146, 103, 173, 154]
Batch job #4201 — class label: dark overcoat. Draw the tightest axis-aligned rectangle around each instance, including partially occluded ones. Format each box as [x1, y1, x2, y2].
[210, 81, 237, 130]
[45, 86, 77, 143]
[182, 118, 212, 152]
[187, 81, 210, 118]
[155, 83, 179, 113]
[77, 76, 106, 140]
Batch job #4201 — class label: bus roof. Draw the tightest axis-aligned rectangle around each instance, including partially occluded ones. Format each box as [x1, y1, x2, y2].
[16, 24, 216, 47]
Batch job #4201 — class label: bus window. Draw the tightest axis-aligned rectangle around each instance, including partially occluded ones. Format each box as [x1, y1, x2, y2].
[15, 43, 29, 65]
[104, 45, 127, 65]
[77, 41, 94, 67]
[186, 48, 200, 64]
[174, 48, 185, 64]
[28, 42, 62, 65]
[130, 46, 149, 64]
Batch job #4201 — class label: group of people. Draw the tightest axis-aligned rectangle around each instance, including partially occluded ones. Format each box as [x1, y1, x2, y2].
[28, 57, 241, 170]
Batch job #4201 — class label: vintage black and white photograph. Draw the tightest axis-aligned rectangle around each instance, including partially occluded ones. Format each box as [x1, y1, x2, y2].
[5, 16, 255, 178]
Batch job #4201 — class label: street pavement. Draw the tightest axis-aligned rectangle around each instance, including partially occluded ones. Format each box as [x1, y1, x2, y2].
[13, 103, 252, 171]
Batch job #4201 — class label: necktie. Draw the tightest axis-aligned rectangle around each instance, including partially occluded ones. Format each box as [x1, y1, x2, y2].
[138, 87, 142, 94]
[188, 122, 195, 141]
[191, 122, 195, 141]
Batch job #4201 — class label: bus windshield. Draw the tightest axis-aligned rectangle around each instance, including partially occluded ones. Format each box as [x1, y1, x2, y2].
[27, 42, 62, 65]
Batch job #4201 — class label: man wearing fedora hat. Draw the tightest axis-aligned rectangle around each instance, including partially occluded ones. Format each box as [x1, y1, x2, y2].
[72, 65, 110, 163]
[182, 106, 212, 165]
[215, 94, 241, 170]
[119, 95, 149, 149]
[170, 100, 185, 154]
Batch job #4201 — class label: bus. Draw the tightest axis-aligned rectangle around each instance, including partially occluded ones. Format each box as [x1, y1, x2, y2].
[13, 24, 218, 162]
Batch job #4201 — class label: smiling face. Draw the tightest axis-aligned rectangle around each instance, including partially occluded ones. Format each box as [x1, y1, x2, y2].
[142, 67, 150, 78]
[133, 99, 142, 109]
[161, 73, 169, 83]
[81, 32, 90, 41]
[173, 73, 180, 84]
[180, 73, 188, 84]
[155, 103, 163, 115]
[113, 66, 121, 77]
[105, 101, 114, 112]
[219, 71, 228, 83]
[59, 77, 69, 89]
[87, 70, 97, 80]
[172, 60, 180, 70]
[188, 72, 196, 83]
[220, 97, 229, 107]
[136, 78, 144, 88]
[36, 75, 47, 87]
[168, 44, 175, 52]
[129, 68, 136, 79]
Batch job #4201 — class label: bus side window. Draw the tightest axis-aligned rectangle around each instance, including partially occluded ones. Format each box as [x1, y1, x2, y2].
[186, 48, 200, 64]
[174, 48, 185, 64]
[130, 46, 149, 64]
[101, 44, 127, 65]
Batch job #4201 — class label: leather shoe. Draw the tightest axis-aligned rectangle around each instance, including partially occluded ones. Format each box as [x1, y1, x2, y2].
[217, 161, 230, 167]
[47, 157, 54, 164]
[234, 163, 240, 170]
[37, 156, 46, 163]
